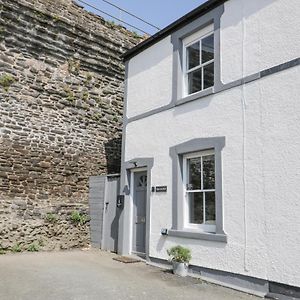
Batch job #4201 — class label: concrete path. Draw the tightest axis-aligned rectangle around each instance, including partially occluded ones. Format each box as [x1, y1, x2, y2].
[0, 250, 260, 300]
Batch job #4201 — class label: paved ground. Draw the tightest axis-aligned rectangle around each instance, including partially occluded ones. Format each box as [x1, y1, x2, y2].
[0, 250, 260, 300]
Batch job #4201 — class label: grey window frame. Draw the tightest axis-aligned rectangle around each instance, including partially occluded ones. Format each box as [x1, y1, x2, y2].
[169, 137, 227, 243]
[171, 5, 224, 107]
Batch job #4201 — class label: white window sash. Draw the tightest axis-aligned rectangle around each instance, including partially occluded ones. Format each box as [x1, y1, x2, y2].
[186, 189, 215, 193]
[183, 149, 214, 159]
[186, 58, 214, 74]
[183, 30, 214, 96]
[183, 23, 214, 45]
[183, 150, 216, 232]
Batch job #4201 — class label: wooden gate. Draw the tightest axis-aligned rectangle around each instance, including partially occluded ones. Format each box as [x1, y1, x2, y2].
[89, 174, 120, 252]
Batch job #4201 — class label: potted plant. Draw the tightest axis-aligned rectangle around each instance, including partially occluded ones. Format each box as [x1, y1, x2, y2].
[167, 245, 191, 277]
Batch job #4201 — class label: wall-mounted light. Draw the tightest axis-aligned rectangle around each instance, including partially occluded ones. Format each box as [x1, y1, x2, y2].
[131, 161, 138, 168]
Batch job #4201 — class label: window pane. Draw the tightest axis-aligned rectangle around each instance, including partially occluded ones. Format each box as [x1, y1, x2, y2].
[203, 63, 214, 89]
[187, 42, 200, 70]
[203, 154, 215, 189]
[188, 69, 202, 94]
[187, 157, 201, 190]
[189, 192, 203, 224]
[201, 34, 214, 63]
[205, 192, 216, 224]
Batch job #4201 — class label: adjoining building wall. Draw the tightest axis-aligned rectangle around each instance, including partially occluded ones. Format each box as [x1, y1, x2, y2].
[122, 0, 300, 291]
[0, 0, 140, 251]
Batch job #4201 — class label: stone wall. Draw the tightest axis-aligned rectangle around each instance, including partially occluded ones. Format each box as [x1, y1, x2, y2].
[0, 0, 140, 252]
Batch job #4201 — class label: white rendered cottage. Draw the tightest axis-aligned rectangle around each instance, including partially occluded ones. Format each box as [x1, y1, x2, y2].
[117, 0, 300, 297]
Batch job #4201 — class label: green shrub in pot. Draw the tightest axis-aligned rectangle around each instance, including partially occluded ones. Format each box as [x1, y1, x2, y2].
[167, 245, 191, 277]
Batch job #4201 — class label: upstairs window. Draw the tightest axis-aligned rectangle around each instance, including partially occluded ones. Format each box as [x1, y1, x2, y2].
[183, 25, 214, 96]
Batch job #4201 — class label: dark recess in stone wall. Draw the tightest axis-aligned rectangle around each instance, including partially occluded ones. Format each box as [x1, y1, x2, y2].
[0, 0, 141, 251]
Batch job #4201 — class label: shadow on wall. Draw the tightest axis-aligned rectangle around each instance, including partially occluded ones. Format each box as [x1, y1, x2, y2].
[104, 137, 122, 174]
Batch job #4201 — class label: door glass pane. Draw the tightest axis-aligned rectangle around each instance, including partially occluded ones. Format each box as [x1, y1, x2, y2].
[187, 42, 200, 70]
[188, 69, 202, 94]
[203, 63, 214, 89]
[189, 192, 203, 224]
[203, 154, 215, 189]
[138, 175, 147, 187]
[187, 157, 201, 190]
[205, 192, 216, 224]
[201, 34, 214, 63]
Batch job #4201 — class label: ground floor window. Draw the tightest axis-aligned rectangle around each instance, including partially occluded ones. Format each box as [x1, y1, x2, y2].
[183, 150, 216, 232]
[169, 137, 226, 242]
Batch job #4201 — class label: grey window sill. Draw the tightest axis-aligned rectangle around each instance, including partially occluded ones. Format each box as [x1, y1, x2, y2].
[175, 87, 214, 107]
[168, 229, 227, 243]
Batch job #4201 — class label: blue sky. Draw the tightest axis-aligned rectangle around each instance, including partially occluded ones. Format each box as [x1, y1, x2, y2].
[77, 0, 206, 35]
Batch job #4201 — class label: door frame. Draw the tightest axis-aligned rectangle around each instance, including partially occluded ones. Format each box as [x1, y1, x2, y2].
[118, 158, 153, 260]
[130, 167, 147, 256]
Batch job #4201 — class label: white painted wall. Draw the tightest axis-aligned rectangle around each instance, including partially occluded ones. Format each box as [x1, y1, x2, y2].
[221, 0, 300, 83]
[124, 66, 300, 287]
[124, 0, 300, 288]
[125, 0, 300, 118]
[126, 36, 173, 118]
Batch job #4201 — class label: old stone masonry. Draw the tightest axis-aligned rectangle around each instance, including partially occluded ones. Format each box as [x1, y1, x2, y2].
[0, 0, 140, 252]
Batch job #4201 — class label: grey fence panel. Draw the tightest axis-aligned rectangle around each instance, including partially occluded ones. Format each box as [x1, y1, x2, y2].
[89, 176, 106, 248]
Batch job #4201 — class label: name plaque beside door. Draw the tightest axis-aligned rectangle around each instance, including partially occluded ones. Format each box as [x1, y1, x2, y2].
[155, 186, 167, 192]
